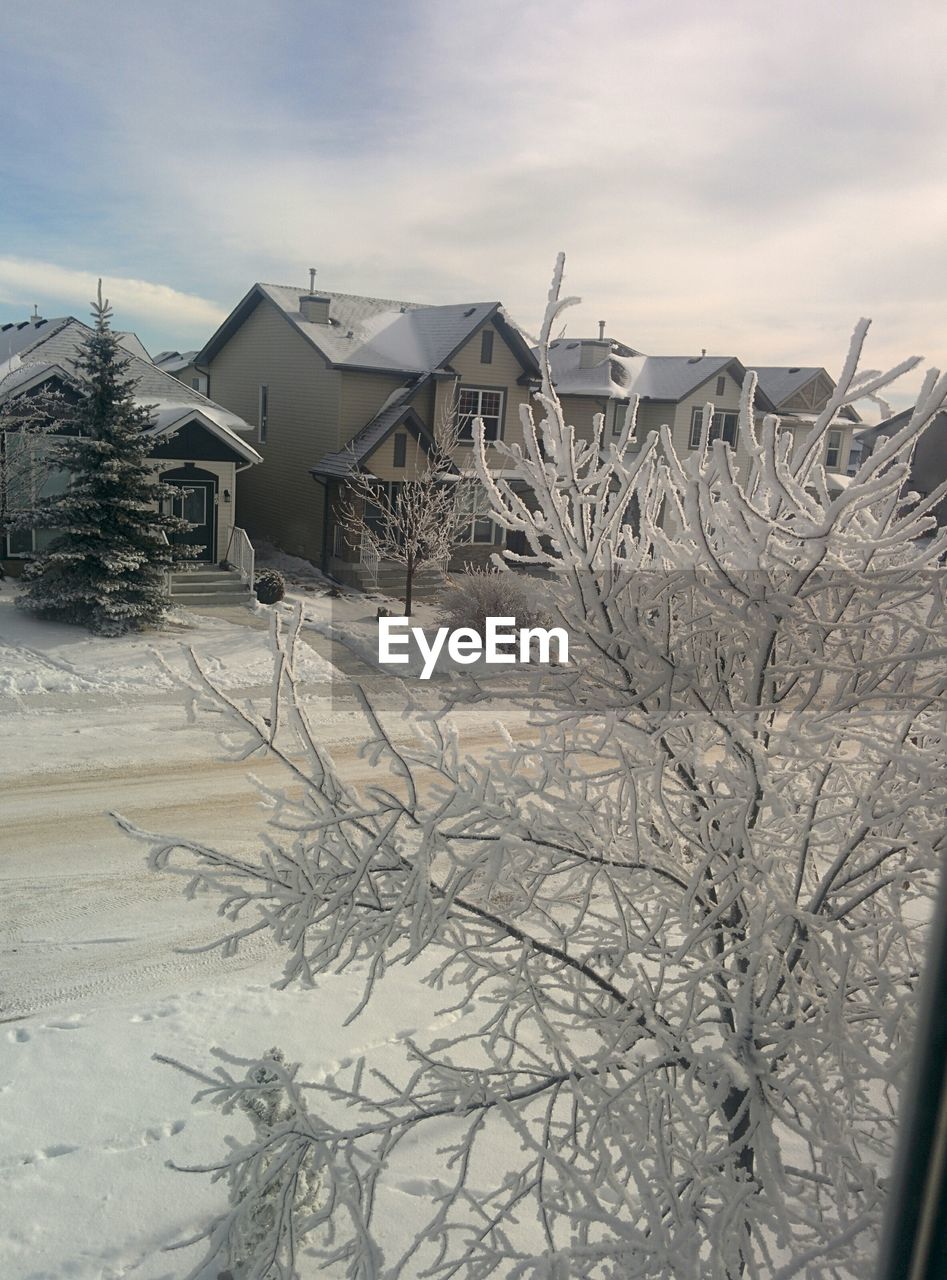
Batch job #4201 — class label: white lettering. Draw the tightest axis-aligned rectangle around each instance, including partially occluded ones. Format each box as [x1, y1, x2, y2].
[415, 626, 449, 680]
[377, 617, 571, 678]
[519, 626, 569, 665]
[378, 616, 410, 664]
[485, 616, 517, 663]
[448, 627, 483, 664]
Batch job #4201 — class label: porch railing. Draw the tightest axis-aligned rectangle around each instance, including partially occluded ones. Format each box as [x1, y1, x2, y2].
[227, 526, 255, 591]
[157, 528, 172, 597]
[360, 533, 380, 589]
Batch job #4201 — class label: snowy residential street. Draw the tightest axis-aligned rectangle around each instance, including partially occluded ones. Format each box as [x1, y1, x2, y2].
[0, 593, 525, 1278]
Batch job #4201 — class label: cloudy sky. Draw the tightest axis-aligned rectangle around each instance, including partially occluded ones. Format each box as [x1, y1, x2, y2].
[2, 0, 945, 410]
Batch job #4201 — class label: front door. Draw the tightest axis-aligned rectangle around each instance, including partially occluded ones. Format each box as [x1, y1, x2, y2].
[163, 477, 216, 561]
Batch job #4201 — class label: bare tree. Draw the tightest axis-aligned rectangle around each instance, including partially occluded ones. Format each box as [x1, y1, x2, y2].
[337, 399, 490, 613]
[120, 259, 947, 1280]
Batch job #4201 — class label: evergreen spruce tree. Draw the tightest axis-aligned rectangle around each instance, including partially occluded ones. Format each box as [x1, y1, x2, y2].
[18, 283, 193, 635]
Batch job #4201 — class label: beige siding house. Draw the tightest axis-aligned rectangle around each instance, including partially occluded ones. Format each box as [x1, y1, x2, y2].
[197, 285, 539, 586]
[752, 366, 860, 479]
[548, 339, 858, 485]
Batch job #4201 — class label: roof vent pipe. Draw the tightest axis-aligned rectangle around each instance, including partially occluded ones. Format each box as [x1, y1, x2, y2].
[598, 320, 606, 340]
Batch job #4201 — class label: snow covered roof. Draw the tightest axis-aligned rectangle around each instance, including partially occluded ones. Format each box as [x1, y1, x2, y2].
[200, 284, 540, 379]
[114, 331, 152, 362]
[540, 339, 642, 397]
[1, 317, 74, 361]
[751, 366, 823, 407]
[142, 403, 262, 467]
[0, 316, 257, 447]
[543, 340, 775, 409]
[152, 349, 201, 373]
[312, 381, 432, 478]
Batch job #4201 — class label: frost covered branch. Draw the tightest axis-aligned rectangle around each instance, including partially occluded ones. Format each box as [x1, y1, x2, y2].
[125, 257, 947, 1279]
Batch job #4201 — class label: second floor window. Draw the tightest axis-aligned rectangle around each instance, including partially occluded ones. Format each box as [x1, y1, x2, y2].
[259, 384, 269, 444]
[690, 407, 738, 449]
[458, 387, 503, 442]
[480, 329, 494, 364]
[393, 433, 407, 467]
[826, 429, 843, 469]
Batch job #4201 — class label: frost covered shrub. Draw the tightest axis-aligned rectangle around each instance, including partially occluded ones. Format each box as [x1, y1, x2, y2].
[438, 565, 551, 636]
[157, 1046, 322, 1279]
[254, 568, 285, 605]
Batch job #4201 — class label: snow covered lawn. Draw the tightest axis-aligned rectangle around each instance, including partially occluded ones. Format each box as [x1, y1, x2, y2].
[0, 591, 532, 1278]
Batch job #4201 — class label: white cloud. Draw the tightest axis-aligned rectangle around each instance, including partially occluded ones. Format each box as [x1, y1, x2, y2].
[0, 258, 225, 332]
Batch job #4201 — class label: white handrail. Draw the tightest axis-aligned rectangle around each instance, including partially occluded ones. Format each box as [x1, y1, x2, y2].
[228, 526, 255, 591]
[156, 527, 172, 596]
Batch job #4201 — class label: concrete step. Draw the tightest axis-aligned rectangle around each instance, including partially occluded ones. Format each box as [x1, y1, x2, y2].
[171, 578, 248, 594]
[172, 591, 254, 607]
[171, 570, 243, 584]
[169, 566, 252, 606]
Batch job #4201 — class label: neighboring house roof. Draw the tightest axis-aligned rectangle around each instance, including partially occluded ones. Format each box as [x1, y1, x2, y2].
[1, 317, 74, 362]
[0, 316, 260, 466]
[752, 366, 824, 407]
[143, 403, 262, 467]
[543, 339, 777, 410]
[751, 365, 860, 424]
[541, 338, 642, 397]
[152, 349, 202, 374]
[311, 380, 433, 479]
[199, 284, 540, 379]
[855, 406, 917, 444]
[114, 331, 152, 362]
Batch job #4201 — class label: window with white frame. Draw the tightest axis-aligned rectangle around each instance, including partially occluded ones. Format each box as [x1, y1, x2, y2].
[825, 429, 843, 469]
[455, 481, 494, 544]
[689, 406, 738, 449]
[457, 387, 503, 442]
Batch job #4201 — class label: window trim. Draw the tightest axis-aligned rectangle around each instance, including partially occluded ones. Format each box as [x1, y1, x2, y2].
[826, 428, 843, 469]
[457, 385, 505, 444]
[715, 375, 726, 397]
[690, 406, 738, 449]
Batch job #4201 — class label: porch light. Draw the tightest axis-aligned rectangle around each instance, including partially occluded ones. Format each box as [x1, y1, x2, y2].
[223, 489, 232, 503]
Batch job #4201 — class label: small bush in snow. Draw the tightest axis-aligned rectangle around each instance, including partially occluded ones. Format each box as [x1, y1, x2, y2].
[254, 569, 285, 605]
[158, 1046, 322, 1280]
[437, 566, 551, 637]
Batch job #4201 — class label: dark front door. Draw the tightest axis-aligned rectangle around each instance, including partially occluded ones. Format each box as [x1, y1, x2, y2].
[163, 477, 216, 561]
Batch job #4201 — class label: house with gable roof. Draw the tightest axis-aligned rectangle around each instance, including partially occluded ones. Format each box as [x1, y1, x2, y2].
[195, 283, 540, 587]
[0, 316, 261, 589]
[543, 337, 858, 486]
[545, 334, 776, 462]
[752, 366, 860, 476]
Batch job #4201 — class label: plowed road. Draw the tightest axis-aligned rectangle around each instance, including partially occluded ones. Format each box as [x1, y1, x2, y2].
[1, 722, 524, 1020]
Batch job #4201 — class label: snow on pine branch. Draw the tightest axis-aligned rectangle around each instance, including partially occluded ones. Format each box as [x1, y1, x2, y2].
[119, 257, 947, 1280]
